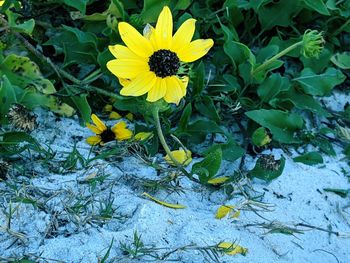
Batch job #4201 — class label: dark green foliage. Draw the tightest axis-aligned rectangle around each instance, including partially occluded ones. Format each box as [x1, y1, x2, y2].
[1, 0, 349, 182]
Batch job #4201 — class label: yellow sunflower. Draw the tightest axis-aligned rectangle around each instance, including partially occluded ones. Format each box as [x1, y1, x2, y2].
[107, 6, 214, 105]
[86, 114, 133, 145]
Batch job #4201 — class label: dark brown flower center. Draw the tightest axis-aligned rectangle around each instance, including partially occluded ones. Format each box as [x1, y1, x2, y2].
[148, 49, 180, 78]
[100, 129, 116, 143]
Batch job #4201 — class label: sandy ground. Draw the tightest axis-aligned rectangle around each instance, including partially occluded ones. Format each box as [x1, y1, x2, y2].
[0, 104, 349, 262]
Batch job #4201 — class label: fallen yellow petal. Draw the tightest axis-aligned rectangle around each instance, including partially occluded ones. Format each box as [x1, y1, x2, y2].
[215, 205, 234, 219]
[207, 177, 229, 185]
[215, 205, 240, 219]
[142, 192, 186, 209]
[218, 242, 248, 256]
[164, 148, 192, 166]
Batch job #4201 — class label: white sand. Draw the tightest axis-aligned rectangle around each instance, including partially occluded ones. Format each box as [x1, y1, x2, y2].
[0, 106, 349, 263]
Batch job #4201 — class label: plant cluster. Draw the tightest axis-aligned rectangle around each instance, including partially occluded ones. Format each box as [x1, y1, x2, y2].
[0, 1, 349, 183]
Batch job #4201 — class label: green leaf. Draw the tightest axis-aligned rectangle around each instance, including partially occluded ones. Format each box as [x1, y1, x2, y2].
[258, 0, 301, 30]
[174, 0, 193, 10]
[192, 148, 222, 183]
[10, 19, 35, 35]
[301, 48, 332, 73]
[224, 41, 255, 70]
[257, 73, 290, 102]
[249, 155, 285, 181]
[252, 127, 271, 147]
[140, 0, 172, 23]
[324, 188, 349, 198]
[245, 109, 304, 144]
[0, 76, 17, 123]
[45, 26, 98, 66]
[219, 21, 239, 43]
[195, 96, 220, 123]
[277, 87, 330, 117]
[69, 94, 91, 123]
[192, 62, 205, 96]
[0, 54, 56, 94]
[303, 0, 330, 15]
[293, 67, 345, 96]
[204, 138, 245, 162]
[63, 0, 89, 14]
[313, 137, 336, 156]
[331, 52, 350, 69]
[293, 152, 324, 165]
[179, 103, 192, 130]
[186, 120, 224, 134]
[0, 132, 42, 156]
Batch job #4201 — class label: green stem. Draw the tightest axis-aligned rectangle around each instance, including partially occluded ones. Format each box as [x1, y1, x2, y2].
[152, 106, 197, 181]
[333, 18, 350, 36]
[252, 41, 303, 76]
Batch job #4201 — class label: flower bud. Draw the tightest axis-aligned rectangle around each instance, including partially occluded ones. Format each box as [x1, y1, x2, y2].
[301, 29, 325, 58]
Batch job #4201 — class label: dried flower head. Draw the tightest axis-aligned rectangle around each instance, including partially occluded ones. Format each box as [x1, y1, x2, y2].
[7, 104, 38, 131]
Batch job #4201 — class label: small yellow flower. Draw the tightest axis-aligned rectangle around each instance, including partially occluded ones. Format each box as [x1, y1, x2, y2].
[164, 148, 192, 166]
[86, 114, 132, 145]
[0, 1, 4, 7]
[107, 6, 213, 105]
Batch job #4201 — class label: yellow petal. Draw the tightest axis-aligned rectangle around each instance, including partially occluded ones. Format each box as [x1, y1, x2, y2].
[86, 123, 102, 134]
[164, 148, 192, 166]
[91, 114, 107, 131]
[108, 44, 141, 59]
[155, 6, 173, 49]
[120, 71, 156, 97]
[177, 39, 214, 63]
[109, 111, 122, 120]
[172, 19, 196, 52]
[125, 113, 134, 121]
[215, 205, 234, 219]
[86, 136, 102, 145]
[208, 177, 230, 185]
[134, 132, 153, 141]
[218, 242, 248, 256]
[118, 77, 131, 87]
[107, 59, 149, 79]
[142, 192, 186, 209]
[146, 77, 166, 102]
[163, 76, 186, 105]
[111, 121, 133, 140]
[118, 22, 154, 57]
